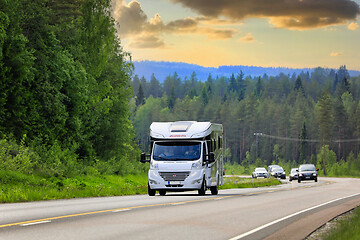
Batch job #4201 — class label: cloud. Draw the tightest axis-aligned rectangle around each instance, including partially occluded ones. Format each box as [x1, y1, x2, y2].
[113, 0, 147, 37]
[129, 35, 166, 49]
[169, 0, 360, 30]
[348, 22, 359, 30]
[330, 52, 343, 57]
[112, 0, 238, 48]
[240, 33, 255, 42]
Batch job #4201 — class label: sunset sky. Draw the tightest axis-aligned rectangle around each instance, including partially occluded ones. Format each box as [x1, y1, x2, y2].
[112, 0, 360, 70]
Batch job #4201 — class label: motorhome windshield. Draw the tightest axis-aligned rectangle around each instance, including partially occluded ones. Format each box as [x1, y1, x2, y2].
[153, 142, 201, 161]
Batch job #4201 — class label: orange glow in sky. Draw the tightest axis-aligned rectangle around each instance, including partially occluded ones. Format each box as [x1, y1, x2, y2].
[112, 0, 360, 70]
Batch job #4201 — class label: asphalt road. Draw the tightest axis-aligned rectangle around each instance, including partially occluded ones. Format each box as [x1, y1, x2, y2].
[1, 177, 360, 240]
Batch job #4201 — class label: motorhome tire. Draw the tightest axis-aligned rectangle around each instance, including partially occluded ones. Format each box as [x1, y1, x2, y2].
[148, 184, 156, 196]
[198, 178, 206, 195]
[210, 186, 218, 195]
[159, 190, 166, 196]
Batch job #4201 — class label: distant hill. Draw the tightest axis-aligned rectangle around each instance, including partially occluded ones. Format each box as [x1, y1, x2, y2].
[133, 60, 360, 82]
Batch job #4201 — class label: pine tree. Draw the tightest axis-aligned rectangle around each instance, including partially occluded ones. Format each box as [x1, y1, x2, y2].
[136, 84, 145, 106]
[316, 91, 334, 174]
[299, 121, 308, 163]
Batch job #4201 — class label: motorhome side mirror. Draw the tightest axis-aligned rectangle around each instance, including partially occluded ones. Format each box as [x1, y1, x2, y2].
[208, 152, 215, 163]
[140, 153, 150, 163]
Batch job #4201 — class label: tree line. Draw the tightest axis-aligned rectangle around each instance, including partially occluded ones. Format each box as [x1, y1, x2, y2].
[0, 0, 143, 177]
[131, 66, 360, 175]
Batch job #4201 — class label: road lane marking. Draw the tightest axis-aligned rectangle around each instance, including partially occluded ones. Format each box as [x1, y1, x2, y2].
[228, 192, 360, 240]
[0, 196, 230, 228]
[20, 220, 51, 227]
[171, 202, 186, 205]
[112, 209, 131, 213]
[0, 180, 332, 229]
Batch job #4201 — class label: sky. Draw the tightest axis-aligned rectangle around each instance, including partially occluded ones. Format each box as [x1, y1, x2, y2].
[112, 0, 360, 70]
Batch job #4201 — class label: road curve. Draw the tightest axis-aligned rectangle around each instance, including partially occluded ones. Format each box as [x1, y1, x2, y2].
[1, 177, 360, 240]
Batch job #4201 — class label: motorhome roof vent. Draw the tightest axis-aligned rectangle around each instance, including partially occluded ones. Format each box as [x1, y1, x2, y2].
[170, 122, 193, 132]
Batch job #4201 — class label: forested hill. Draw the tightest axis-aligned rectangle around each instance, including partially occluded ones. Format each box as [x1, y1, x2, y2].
[131, 65, 360, 176]
[133, 60, 360, 82]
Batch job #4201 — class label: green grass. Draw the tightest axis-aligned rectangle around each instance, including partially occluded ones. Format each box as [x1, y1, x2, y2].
[0, 171, 282, 203]
[220, 176, 282, 189]
[322, 207, 360, 240]
[0, 170, 148, 203]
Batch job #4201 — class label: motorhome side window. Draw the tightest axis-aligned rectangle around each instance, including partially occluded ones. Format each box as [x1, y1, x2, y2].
[152, 141, 201, 161]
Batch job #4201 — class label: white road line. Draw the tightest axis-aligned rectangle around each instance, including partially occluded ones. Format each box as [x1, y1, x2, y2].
[20, 220, 51, 227]
[112, 209, 131, 213]
[229, 192, 360, 240]
[171, 202, 186, 205]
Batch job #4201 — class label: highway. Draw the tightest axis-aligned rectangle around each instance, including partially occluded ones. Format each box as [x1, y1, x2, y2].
[1, 177, 360, 240]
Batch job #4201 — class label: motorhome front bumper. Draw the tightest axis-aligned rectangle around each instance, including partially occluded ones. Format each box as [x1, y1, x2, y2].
[148, 169, 204, 190]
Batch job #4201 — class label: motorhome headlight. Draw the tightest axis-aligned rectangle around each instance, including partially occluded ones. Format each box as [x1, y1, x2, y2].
[150, 162, 158, 170]
[191, 162, 201, 169]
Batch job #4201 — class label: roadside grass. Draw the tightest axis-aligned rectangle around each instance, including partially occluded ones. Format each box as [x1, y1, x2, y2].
[220, 176, 281, 189]
[0, 171, 282, 203]
[0, 170, 148, 203]
[321, 207, 360, 240]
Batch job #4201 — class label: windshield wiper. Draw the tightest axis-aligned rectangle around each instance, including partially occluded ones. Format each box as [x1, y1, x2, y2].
[153, 155, 167, 160]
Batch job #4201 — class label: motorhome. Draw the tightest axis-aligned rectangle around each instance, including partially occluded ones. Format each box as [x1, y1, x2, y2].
[140, 121, 224, 196]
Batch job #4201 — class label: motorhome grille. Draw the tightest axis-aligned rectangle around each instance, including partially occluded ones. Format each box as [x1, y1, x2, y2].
[159, 172, 190, 181]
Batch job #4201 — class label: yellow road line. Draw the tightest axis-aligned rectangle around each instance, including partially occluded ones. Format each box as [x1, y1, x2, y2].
[0, 196, 230, 228]
[0, 181, 332, 229]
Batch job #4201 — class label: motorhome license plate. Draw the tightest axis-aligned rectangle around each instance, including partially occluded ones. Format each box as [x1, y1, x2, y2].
[168, 181, 181, 185]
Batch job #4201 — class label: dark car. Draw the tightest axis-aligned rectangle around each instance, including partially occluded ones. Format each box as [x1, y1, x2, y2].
[269, 166, 286, 179]
[268, 165, 281, 173]
[298, 164, 318, 183]
[289, 168, 298, 181]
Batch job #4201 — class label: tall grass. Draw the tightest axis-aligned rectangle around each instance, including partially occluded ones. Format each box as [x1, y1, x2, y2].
[322, 207, 360, 240]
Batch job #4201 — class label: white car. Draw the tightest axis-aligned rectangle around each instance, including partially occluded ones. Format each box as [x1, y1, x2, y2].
[289, 168, 298, 181]
[252, 167, 269, 178]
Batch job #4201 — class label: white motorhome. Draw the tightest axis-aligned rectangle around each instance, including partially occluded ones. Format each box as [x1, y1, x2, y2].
[140, 121, 224, 196]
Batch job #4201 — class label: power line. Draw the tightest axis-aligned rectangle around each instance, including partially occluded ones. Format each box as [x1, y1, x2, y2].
[254, 133, 360, 143]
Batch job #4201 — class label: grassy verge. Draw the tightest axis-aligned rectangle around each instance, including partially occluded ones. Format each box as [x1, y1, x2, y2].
[321, 207, 360, 240]
[0, 172, 282, 203]
[220, 176, 282, 189]
[0, 170, 148, 203]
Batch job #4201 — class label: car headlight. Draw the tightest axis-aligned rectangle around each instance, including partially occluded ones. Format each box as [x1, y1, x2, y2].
[191, 162, 202, 169]
[313, 173, 317, 176]
[150, 162, 158, 170]
[299, 173, 303, 177]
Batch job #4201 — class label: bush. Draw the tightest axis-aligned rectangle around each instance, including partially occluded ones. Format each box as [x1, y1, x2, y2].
[0, 137, 39, 174]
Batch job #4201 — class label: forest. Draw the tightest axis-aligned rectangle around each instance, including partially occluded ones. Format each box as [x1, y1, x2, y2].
[0, 0, 145, 179]
[1, 0, 360, 203]
[131, 66, 360, 176]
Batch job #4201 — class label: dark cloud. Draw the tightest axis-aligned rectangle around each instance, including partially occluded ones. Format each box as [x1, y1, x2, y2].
[169, 0, 360, 29]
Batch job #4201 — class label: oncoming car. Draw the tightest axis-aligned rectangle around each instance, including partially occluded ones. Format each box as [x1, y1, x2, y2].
[289, 168, 299, 181]
[298, 164, 318, 183]
[269, 166, 286, 179]
[252, 167, 269, 178]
